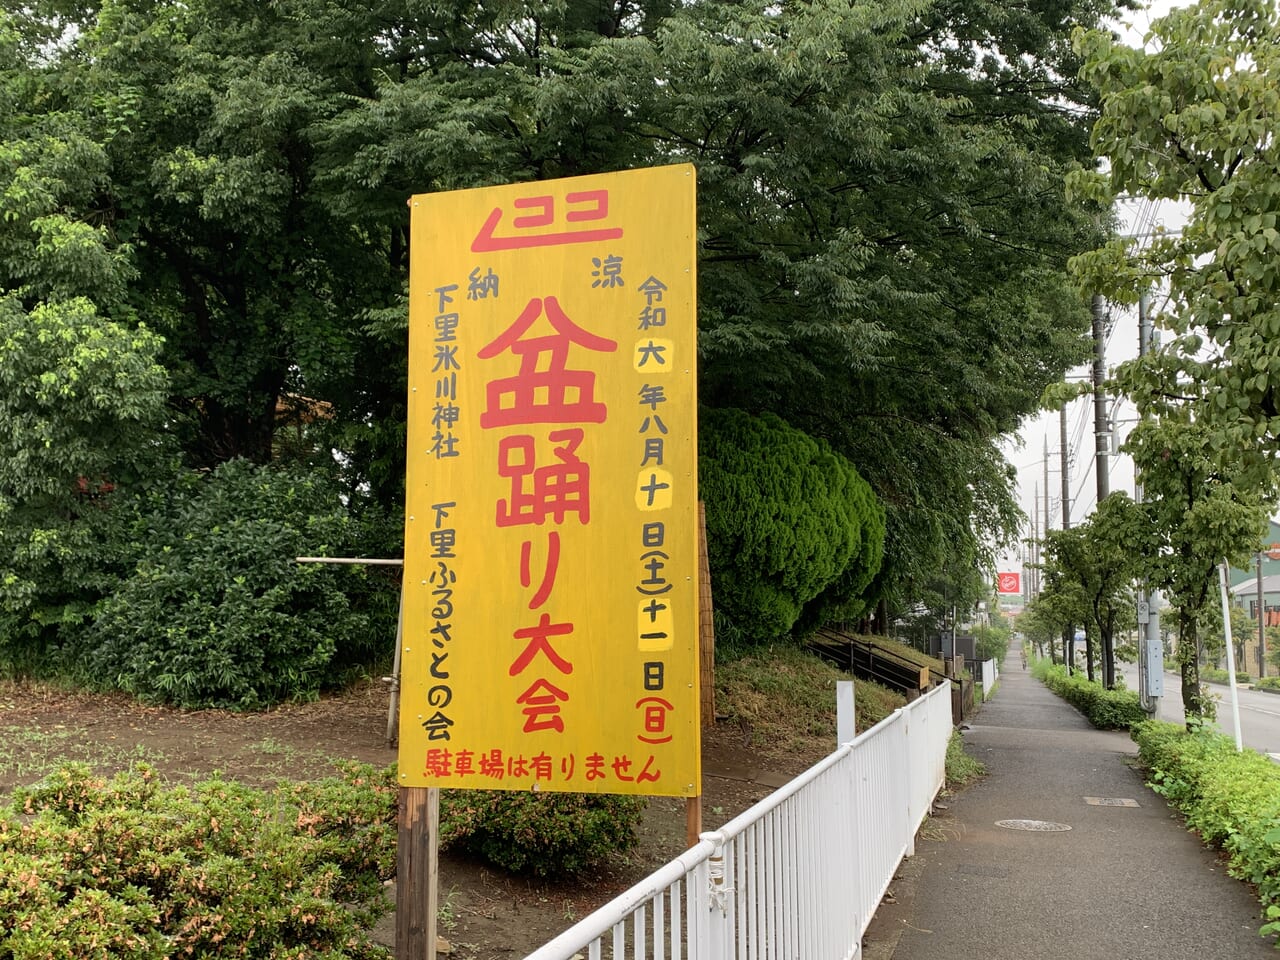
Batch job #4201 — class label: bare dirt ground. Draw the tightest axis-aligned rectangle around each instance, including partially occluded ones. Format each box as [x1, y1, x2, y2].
[0, 677, 833, 959]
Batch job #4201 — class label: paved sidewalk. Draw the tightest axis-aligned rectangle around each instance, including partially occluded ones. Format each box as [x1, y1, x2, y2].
[867, 655, 1275, 960]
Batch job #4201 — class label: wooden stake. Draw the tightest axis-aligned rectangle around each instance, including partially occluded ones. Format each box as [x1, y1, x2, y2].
[688, 501, 712, 848]
[386, 587, 404, 748]
[697, 501, 716, 727]
[396, 786, 439, 960]
[686, 794, 703, 849]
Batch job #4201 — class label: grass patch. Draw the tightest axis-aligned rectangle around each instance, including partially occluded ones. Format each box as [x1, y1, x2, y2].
[252, 736, 296, 758]
[0, 722, 170, 786]
[715, 643, 906, 758]
[945, 731, 986, 788]
[856, 633, 946, 675]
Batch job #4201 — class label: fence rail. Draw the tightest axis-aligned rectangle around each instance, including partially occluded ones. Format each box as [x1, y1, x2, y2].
[525, 680, 954, 960]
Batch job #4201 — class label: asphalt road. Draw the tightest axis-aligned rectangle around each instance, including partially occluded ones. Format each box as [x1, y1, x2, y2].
[1117, 661, 1280, 757]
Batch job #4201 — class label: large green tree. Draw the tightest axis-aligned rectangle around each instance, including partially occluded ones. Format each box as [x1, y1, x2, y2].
[1019, 593, 1071, 663]
[642, 0, 1116, 616]
[1032, 533, 1090, 670]
[1071, 0, 1280, 476]
[1, 0, 1129, 681]
[1125, 413, 1272, 722]
[0, 297, 170, 659]
[1068, 0, 1280, 722]
[1039, 493, 1140, 687]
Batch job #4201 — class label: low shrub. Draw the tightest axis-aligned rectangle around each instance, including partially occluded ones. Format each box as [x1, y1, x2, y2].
[1032, 661, 1146, 730]
[1256, 676, 1280, 691]
[1131, 720, 1280, 940]
[85, 460, 393, 709]
[0, 759, 646, 960]
[439, 790, 646, 878]
[1203, 666, 1252, 685]
[1, 762, 399, 959]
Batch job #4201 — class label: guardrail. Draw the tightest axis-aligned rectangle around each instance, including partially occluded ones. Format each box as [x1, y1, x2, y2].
[524, 680, 954, 960]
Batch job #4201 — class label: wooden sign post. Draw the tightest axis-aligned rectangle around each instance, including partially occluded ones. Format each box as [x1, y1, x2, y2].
[396, 787, 439, 960]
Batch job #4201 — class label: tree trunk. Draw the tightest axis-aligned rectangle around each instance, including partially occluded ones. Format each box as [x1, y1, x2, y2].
[1180, 658, 1202, 728]
[1084, 627, 1096, 683]
[1179, 613, 1205, 729]
[1101, 610, 1116, 689]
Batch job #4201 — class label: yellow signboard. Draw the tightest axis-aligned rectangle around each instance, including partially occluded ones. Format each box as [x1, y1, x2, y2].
[400, 165, 700, 797]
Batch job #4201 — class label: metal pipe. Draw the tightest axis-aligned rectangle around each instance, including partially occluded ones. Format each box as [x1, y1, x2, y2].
[1219, 561, 1244, 751]
[295, 556, 404, 565]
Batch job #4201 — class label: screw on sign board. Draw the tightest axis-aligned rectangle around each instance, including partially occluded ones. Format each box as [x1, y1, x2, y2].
[401, 165, 701, 798]
[996, 572, 1022, 595]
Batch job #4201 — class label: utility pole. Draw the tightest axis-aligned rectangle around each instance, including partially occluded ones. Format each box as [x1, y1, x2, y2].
[1032, 483, 1040, 599]
[1060, 407, 1070, 530]
[1136, 291, 1162, 715]
[1092, 294, 1110, 503]
[1042, 440, 1056, 662]
[1092, 294, 1113, 687]
[1060, 405, 1073, 672]
[1043, 437, 1050, 539]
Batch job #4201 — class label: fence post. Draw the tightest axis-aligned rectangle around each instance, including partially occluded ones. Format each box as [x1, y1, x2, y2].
[837, 680, 856, 746]
[903, 707, 916, 858]
[704, 838, 732, 959]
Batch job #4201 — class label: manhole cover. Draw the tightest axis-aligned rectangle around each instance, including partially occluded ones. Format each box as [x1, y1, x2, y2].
[995, 819, 1072, 832]
[1083, 797, 1139, 807]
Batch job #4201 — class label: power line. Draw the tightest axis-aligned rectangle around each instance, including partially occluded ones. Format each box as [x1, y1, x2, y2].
[1071, 464, 1097, 522]
[1070, 402, 1091, 464]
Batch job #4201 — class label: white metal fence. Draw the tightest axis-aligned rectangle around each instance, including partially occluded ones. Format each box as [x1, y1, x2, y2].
[524, 680, 954, 960]
[979, 658, 999, 701]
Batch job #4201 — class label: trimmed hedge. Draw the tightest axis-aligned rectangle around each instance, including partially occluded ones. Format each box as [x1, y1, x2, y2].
[699, 407, 884, 643]
[1132, 720, 1280, 941]
[1032, 661, 1146, 730]
[1203, 666, 1252, 685]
